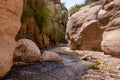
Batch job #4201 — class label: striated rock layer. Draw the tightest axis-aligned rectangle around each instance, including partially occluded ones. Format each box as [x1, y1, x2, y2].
[0, 0, 23, 78]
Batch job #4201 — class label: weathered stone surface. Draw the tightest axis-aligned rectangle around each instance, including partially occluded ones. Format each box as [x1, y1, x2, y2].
[41, 51, 63, 62]
[66, 0, 120, 57]
[101, 29, 120, 57]
[100, 0, 120, 57]
[14, 39, 41, 63]
[66, 5, 103, 50]
[0, 0, 23, 38]
[0, 0, 23, 78]
[0, 35, 15, 78]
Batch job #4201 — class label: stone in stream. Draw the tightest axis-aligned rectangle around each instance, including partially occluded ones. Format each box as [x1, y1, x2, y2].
[14, 39, 41, 63]
[2, 53, 91, 80]
[41, 51, 63, 62]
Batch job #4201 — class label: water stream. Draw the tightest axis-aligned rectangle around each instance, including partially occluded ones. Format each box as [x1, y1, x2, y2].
[2, 47, 91, 80]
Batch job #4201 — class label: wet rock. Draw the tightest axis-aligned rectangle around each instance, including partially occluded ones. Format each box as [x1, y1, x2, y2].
[14, 39, 41, 63]
[41, 51, 63, 62]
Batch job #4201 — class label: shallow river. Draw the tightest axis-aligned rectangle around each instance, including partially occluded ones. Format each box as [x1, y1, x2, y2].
[2, 46, 91, 80]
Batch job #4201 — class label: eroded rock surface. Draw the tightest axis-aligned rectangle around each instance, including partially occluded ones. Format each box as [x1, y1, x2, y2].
[0, 0, 23, 78]
[66, 0, 120, 57]
[66, 4, 103, 50]
[100, 0, 120, 57]
[14, 39, 41, 63]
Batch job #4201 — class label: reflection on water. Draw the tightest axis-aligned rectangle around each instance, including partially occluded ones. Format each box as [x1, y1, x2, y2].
[2, 53, 90, 80]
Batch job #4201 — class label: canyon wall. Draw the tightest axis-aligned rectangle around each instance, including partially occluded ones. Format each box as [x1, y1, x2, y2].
[0, 0, 23, 78]
[66, 0, 120, 57]
[16, 0, 68, 48]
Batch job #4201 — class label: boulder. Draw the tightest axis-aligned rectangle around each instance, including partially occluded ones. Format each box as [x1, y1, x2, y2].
[101, 29, 120, 57]
[41, 51, 63, 62]
[0, 0, 23, 78]
[101, 18, 120, 57]
[66, 5, 103, 50]
[14, 39, 41, 63]
[100, 0, 120, 57]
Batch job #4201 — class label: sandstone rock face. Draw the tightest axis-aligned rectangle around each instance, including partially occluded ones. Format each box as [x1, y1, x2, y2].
[41, 51, 63, 62]
[0, 35, 15, 78]
[0, 0, 23, 38]
[14, 39, 41, 63]
[101, 29, 120, 57]
[0, 0, 23, 78]
[66, 0, 120, 57]
[66, 5, 103, 50]
[100, 0, 120, 57]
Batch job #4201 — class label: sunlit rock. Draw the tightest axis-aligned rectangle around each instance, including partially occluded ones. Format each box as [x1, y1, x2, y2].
[0, 0, 23, 78]
[14, 39, 41, 63]
[42, 51, 63, 62]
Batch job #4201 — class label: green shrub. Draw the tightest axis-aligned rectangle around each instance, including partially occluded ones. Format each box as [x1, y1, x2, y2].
[85, 0, 99, 4]
[69, 0, 99, 16]
[69, 4, 84, 16]
[17, 0, 68, 48]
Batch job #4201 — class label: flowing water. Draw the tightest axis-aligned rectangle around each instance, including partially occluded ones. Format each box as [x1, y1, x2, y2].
[2, 46, 91, 80]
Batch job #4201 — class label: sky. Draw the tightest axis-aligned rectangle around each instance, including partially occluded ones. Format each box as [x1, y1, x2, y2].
[61, 0, 85, 9]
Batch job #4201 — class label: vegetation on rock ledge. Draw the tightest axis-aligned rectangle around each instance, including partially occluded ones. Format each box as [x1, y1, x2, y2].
[69, 0, 100, 16]
[16, 0, 68, 48]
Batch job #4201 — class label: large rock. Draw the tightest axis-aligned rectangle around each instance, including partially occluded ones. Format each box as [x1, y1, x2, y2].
[0, 0, 23, 78]
[100, 0, 120, 57]
[66, 0, 120, 58]
[66, 5, 103, 50]
[0, 35, 15, 78]
[101, 29, 120, 57]
[14, 39, 41, 63]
